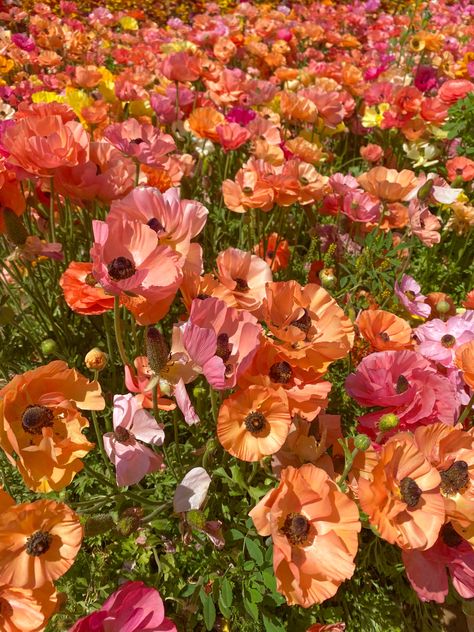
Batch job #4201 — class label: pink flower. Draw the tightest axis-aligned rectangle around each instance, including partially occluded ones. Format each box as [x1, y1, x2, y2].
[104, 119, 176, 167]
[216, 122, 251, 152]
[90, 219, 183, 301]
[341, 189, 381, 223]
[414, 312, 474, 368]
[345, 350, 459, 439]
[68, 580, 176, 631]
[103, 394, 165, 487]
[408, 201, 441, 247]
[394, 275, 431, 318]
[402, 524, 474, 603]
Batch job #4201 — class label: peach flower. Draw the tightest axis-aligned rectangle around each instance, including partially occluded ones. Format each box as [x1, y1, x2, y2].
[0, 583, 58, 632]
[357, 167, 418, 202]
[356, 309, 412, 351]
[455, 340, 474, 389]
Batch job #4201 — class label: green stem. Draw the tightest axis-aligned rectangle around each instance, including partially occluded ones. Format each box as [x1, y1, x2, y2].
[458, 393, 474, 426]
[49, 177, 57, 243]
[113, 296, 128, 367]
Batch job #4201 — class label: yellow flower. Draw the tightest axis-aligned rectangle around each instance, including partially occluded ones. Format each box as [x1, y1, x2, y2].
[362, 102, 390, 128]
[32, 91, 65, 105]
[97, 67, 117, 103]
[119, 16, 138, 31]
[129, 100, 153, 117]
[161, 41, 197, 54]
[64, 87, 92, 123]
[0, 56, 14, 75]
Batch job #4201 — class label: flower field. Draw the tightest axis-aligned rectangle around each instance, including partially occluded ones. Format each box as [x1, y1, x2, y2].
[1, 0, 474, 630]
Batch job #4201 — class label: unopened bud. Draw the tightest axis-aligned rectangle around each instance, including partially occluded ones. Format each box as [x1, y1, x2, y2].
[378, 413, 400, 432]
[354, 434, 371, 451]
[436, 300, 451, 315]
[417, 179, 434, 201]
[84, 513, 115, 537]
[4, 208, 28, 246]
[319, 267, 336, 289]
[146, 327, 169, 375]
[117, 507, 143, 537]
[41, 338, 58, 356]
[85, 347, 108, 371]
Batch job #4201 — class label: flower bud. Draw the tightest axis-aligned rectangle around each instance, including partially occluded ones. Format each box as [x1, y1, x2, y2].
[353, 434, 371, 451]
[3, 208, 28, 246]
[319, 267, 336, 289]
[436, 300, 451, 315]
[378, 413, 400, 432]
[85, 347, 108, 371]
[186, 509, 207, 530]
[40, 338, 58, 355]
[146, 326, 169, 375]
[84, 513, 115, 537]
[117, 507, 143, 536]
[417, 178, 434, 201]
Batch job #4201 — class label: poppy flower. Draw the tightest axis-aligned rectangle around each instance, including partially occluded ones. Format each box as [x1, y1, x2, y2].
[394, 274, 431, 318]
[59, 261, 115, 316]
[357, 167, 418, 202]
[253, 233, 290, 272]
[446, 156, 474, 183]
[217, 385, 291, 462]
[222, 158, 275, 214]
[187, 107, 225, 142]
[455, 340, 474, 389]
[0, 361, 104, 492]
[249, 464, 360, 607]
[0, 583, 58, 632]
[162, 51, 201, 83]
[356, 309, 412, 351]
[0, 499, 82, 588]
[104, 119, 176, 167]
[103, 394, 165, 487]
[414, 312, 474, 368]
[68, 581, 176, 632]
[358, 434, 445, 550]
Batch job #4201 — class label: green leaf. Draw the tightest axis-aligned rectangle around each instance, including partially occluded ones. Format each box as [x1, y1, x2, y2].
[199, 589, 216, 631]
[243, 594, 259, 621]
[220, 577, 233, 608]
[262, 613, 286, 632]
[218, 594, 232, 619]
[246, 538, 264, 565]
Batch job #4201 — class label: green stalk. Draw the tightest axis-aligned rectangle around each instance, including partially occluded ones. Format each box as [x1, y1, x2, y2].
[113, 296, 128, 367]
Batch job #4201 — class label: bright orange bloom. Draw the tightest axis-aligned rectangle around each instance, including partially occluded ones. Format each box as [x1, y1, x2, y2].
[0, 583, 58, 632]
[356, 309, 412, 351]
[59, 261, 115, 316]
[187, 107, 225, 142]
[358, 167, 418, 202]
[222, 158, 275, 213]
[455, 340, 474, 388]
[249, 464, 360, 607]
[0, 361, 104, 492]
[0, 499, 82, 589]
[262, 281, 354, 373]
[280, 91, 318, 123]
[358, 434, 445, 550]
[217, 385, 291, 462]
[463, 291, 474, 310]
[253, 232, 290, 272]
[285, 137, 324, 165]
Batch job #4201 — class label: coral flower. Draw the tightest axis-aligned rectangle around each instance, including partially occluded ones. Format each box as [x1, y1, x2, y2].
[0, 583, 58, 632]
[187, 107, 225, 142]
[414, 312, 474, 368]
[104, 119, 176, 167]
[162, 51, 201, 83]
[216, 122, 251, 152]
[222, 158, 275, 213]
[357, 167, 418, 202]
[68, 581, 177, 632]
[394, 274, 431, 318]
[217, 385, 291, 462]
[103, 394, 165, 487]
[0, 499, 82, 588]
[249, 464, 360, 607]
[446, 156, 474, 183]
[60, 261, 115, 316]
[358, 434, 445, 550]
[0, 361, 104, 492]
[356, 309, 412, 351]
[402, 524, 474, 603]
[253, 232, 290, 272]
[456, 340, 474, 389]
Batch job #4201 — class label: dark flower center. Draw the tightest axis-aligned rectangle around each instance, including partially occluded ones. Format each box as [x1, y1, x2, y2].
[266, 250, 275, 258]
[441, 334, 456, 348]
[291, 309, 312, 334]
[281, 512, 310, 545]
[234, 278, 249, 292]
[396, 375, 409, 394]
[269, 361, 293, 384]
[130, 137, 144, 144]
[216, 333, 232, 363]
[147, 218, 165, 233]
[85, 273, 98, 287]
[25, 530, 52, 556]
[400, 476, 422, 508]
[379, 331, 390, 342]
[21, 405, 54, 435]
[404, 290, 416, 301]
[107, 257, 136, 281]
[196, 293, 210, 300]
[114, 426, 131, 443]
[244, 411, 267, 434]
[440, 460, 469, 496]
[441, 523, 463, 548]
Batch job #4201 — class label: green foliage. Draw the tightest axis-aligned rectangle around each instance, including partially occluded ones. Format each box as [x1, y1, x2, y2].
[443, 93, 474, 157]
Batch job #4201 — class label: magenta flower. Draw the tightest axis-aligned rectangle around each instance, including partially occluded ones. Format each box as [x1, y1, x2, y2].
[414, 311, 474, 367]
[68, 581, 177, 631]
[103, 394, 165, 487]
[402, 524, 474, 603]
[345, 350, 459, 439]
[394, 275, 431, 318]
[414, 65, 437, 93]
[11, 33, 36, 52]
[104, 119, 176, 167]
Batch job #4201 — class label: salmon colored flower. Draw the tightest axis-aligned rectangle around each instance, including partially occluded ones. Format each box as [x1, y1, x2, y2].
[187, 107, 225, 142]
[104, 119, 175, 167]
[356, 309, 412, 351]
[217, 386, 291, 462]
[360, 144, 383, 162]
[60, 261, 115, 316]
[222, 158, 275, 213]
[0, 361, 104, 492]
[249, 464, 360, 607]
[446, 156, 474, 183]
[438, 79, 474, 105]
[162, 51, 201, 83]
[456, 340, 474, 389]
[216, 122, 251, 152]
[280, 91, 318, 123]
[357, 167, 418, 202]
[0, 499, 82, 588]
[0, 583, 58, 632]
[358, 434, 445, 550]
[124, 356, 175, 411]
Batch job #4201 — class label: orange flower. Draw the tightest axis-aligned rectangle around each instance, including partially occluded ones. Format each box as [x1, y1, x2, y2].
[0, 499, 82, 589]
[356, 309, 412, 351]
[253, 232, 290, 272]
[187, 107, 225, 142]
[357, 167, 418, 202]
[426, 292, 456, 320]
[280, 91, 318, 123]
[285, 137, 323, 165]
[222, 158, 275, 214]
[0, 361, 104, 492]
[217, 385, 291, 462]
[358, 434, 445, 550]
[249, 464, 360, 607]
[0, 583, 57, 632]
[262, 281, 354, 373]
[455, 340, 474, 388]
[59, 261, 115, 316]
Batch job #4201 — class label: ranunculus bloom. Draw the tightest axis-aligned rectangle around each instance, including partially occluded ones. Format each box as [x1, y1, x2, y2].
[104, 119, 176, 167]
[0, 499, 82, 588]
[162, 51, 201, 83]
[356, 309, 412, 351]
[103, 394, 165, 487]
[0, 583, 58, 632]
[394, 274, 431, 318]
[360, 143, 383, 162]
[346, 350, 458, 439]
[358, 434, 445, 550]
[60, 261, 115, 316]
[446, 156, 474, 183]
[262, 281, 354, 374]
[402, 524, 474, 603]
[254, 232, 290, 272]
[68, 581, 177, 632]
[217, 385, 291, 461]
[456, 340, 474, 389]
[414, 312, 474, 367]
[438, 79, 474, 105]
[187, 107, 225, 142]
[0, 361, 104, 492]
[357, 167, 418, 202]
[250, 464, 360, 607]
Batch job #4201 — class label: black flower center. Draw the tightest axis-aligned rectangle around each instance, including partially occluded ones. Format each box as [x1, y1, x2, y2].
[114, 426, 131, 443]
[107, 257, 136, 281]
[196, 293, 210, 300]
[400, 476, 422, 508]
[281, 512, 310, 546]
[396, 375, 409, 394]
[85, 273, 98, 287]
[404, 290, 416, 301]
[291, 309, 312, 334]
[147, 218, 165, 233]
[441, 523, 463, 548]
[216, 333, 232, 363]
[25, 530, 52, 556]
[379, 332, 390, 342]
[244, 411, 267, 434]
[440, 461, 469, 496]
[130, 137, 144, 144]
[21, 405, 54, 435]
[441, 334, 456, 348]
[234, 278, 249, 292]
[269, 361, 293, 384]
